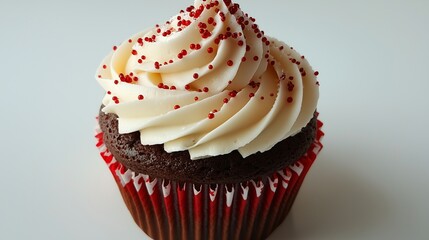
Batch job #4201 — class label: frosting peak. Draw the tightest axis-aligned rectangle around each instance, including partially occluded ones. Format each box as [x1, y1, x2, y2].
[96, 0, 319, 160]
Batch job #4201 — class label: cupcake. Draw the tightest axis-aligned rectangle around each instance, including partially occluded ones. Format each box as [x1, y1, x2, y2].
[95, 0, 323, 239]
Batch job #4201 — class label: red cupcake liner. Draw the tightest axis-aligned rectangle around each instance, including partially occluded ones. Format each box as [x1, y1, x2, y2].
[95, 118, 324, 240]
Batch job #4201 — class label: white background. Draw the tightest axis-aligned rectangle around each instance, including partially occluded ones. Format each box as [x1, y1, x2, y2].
[1, 0, 428, 239]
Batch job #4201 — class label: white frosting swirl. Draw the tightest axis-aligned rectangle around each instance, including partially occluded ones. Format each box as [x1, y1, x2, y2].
[96, 0, 319, 160]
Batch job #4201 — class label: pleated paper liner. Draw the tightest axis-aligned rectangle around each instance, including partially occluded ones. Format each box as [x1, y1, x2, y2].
[95, 119, 324, 240]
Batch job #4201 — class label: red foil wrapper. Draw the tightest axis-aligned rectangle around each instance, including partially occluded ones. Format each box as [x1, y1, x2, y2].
[95, 119, 324, 240]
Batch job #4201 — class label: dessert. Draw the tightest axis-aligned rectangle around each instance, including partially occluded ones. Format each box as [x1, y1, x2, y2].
[95, 0, 323, 239]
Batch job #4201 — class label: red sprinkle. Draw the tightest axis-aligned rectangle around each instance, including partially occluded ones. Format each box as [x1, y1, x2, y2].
[185, 84, 191, 90]
[208, 113, 215, 119]
[137, 38, 143, 45]
[203, 87, 209, 92]
[174, 105, 181, 110]
[194, 96, 199, 101]
[288, 81, 295, 92]
[138, 95, 144, 100]
[207, 47, 214, 53]
[287, 97, 294, 103]
[113, 46, 117, 51]
[198, 22, 207, 29]
[219, 12, 226, 22]
[102, 65, 107, 69]
[249, 93, 255, 98]
[193, 73, 199, 79]
[314, 71, 319, 76]
[253, 56, 259, 61]
[208, 64, 214, 70]
[223, 98, 229, 103]
[227, 60, 234, 66]
[229, 90, 237, 97]
[131, 50, 138, 55]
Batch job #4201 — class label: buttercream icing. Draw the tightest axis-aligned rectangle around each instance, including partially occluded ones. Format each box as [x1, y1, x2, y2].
[96, 0, 319, 159]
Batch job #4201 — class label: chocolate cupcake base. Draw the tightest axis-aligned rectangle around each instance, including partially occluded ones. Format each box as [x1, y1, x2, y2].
[95, 118, 324, 240]
[99, 108, 318, 184]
